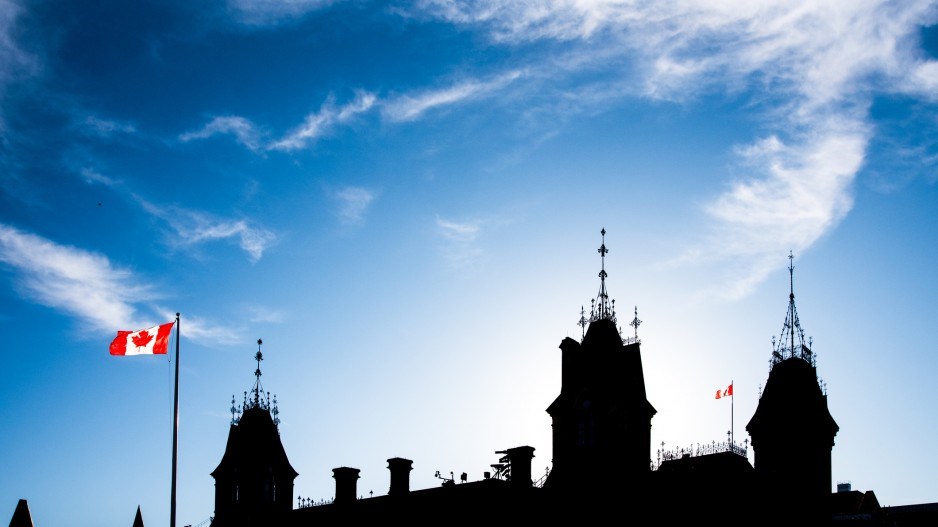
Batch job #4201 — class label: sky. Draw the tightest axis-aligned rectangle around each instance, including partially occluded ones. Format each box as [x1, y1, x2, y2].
[1, 0, 937, 525]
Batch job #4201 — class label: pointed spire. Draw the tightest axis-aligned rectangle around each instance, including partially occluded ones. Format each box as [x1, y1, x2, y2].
[771, 251, 814, 368]
[133, 505, 145, 527]
[9, 499, 34, 527]
[588, 228, 617, 324]
[240, 338, 277, 414]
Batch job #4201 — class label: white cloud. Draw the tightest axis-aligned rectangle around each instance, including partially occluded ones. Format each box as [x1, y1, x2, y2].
[332, 186, 377, 226]
[227, 0, 336, 26]
[81, 167, 119, 187]
[135, 197, 277, 263]
[903, 59, 938, 100]
[382, 70, 524, 122]
[80, 115, 137, 137]
[179, 115, 264, 152]
[437, 217, 480, 242]
[158, 307, 243, 346]
[0, 0, 37, 135]
[0, 223, 150, 331]
[0, 224, 242, 344]
[417, 0, 937, 296]
[436, 216, 484, 267]
[691, 116, 868, 299]
[269, 91, 376, 151]
[245, 305, 286, 324]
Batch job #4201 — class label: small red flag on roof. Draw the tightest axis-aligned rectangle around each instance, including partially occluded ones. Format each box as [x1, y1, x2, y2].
[715, 382, 733, 399]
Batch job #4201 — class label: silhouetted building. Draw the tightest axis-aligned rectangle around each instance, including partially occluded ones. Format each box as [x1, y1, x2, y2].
[203, 232, 929, 527]
[210, 340, 297, 527]
[8, 499, 34, 527]
[746, 252, 840, 523]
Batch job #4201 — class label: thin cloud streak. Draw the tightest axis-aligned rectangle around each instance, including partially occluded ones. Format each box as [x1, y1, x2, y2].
[332, 186, 377, 226]
[0, 0, 37, 135]
[0, 223, 149, 331]
[227, 0, 336, 26]
[382, 70, 524, 122]
[159, 307, 242, 346]
[269, 91, 376, 151]
[245, 305, 285, 324]
[179, 115, 264, 152]
[81, 167, 119, 187]
[80, 115, 137, 138]
[78, 168, 275, 263]
[134, 196, 276, 263]
[180, 73, 525, 154]
[436, 216, 483, 268]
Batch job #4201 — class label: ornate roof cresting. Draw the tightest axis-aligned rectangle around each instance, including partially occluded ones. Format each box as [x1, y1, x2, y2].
[231, 338, 281, 428]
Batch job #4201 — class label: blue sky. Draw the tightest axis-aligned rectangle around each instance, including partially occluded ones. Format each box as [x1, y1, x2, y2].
[1, 1, 937, 525]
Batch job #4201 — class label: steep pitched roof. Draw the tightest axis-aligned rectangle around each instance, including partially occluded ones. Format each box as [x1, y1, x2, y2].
[9, 499, 34, 527]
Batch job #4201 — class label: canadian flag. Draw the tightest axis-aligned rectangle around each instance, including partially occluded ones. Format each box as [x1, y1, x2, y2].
[109, 322, 175, 356]
[715, 383, 733, 399]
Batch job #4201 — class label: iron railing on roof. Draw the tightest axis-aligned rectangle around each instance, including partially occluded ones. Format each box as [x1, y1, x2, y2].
[652, 438, 749, 470]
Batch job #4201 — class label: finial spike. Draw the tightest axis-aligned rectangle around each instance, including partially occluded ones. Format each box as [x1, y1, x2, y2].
[588, 228, 617, 325]
[245, 338, 273, 411]
[629, 306, 642, 340]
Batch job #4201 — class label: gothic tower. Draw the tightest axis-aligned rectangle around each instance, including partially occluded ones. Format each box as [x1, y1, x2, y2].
[746, 253, 839, 520]
[545, 229, 656, 495]
[211, 340, 298, 527]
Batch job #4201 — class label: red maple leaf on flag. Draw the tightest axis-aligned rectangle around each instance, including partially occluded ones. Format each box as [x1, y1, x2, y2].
[132, 330, 154, 348]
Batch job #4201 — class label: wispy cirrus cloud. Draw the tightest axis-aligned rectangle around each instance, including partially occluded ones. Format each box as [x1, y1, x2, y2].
[268, 91, 376, 151]
[79, 115, 137, 138]
[184, 74, 528, 153]
[382, 70, 524, 122]
[331, 186, 377, 226]
[693, 120, 868, 299]
[179, 115, 264, 152]
[244, 305, 285, 324]
[436, 216, 484, 268]
[417, 0, 938, 296]
[80, 167, 119, 187]
[226, 0, 336, 26]
[0, 0, 38, 135]
[0, 223, 241, 343]
[79, 168, 275, 263]
[158, 307, 242, 346]
[0, 223, 150, 331]
[132, 196, 275, 263]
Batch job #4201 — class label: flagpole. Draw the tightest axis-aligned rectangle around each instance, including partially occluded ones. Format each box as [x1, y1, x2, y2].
[170, 312, 180, 527]
[731, 379, 734, 446]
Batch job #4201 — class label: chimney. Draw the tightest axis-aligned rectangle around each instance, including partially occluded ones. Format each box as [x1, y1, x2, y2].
[503, 446, 535, 489]
[387, 457, 413, 496]
[332, 467, 360, 504]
